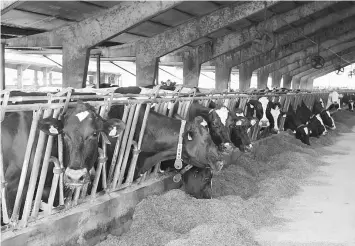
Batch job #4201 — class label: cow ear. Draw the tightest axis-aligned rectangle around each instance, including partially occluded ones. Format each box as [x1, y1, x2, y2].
[39, 117, 63, 136]
[103, 119, 126, 138]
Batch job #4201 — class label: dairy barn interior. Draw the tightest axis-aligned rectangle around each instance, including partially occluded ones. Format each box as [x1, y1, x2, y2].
[1, 1, 355, 245]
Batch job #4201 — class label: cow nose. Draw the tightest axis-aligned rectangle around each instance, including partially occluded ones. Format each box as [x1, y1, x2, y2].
[64, 168, 89, 185]
[212, 160, 224, 173]
[223, 143, 234, 152]
[259, 120, 269, 127]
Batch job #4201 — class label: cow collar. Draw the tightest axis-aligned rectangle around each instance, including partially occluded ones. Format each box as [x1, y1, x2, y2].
[174, 120, 186, 169]
[296, 124, 305, 129]
[172, 164, 193, 183]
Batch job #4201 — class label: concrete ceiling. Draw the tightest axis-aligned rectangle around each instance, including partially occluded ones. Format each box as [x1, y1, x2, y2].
[2, 1, 354, 88]
[1, 1, 307, 50]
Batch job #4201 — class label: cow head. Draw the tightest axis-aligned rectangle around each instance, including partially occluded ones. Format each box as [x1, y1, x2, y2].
[182, 116, 225, 172]
[245, 99, 264, 121]
[295, 125, 311, 145]
[206, 107, 235, 154]
[313, 100, 336, 130]
[182, 167, 213, 199]
[258, 97, 271, 128]
[267, 101, 284, 133]
[39, 101, 126, 187]
[231, 115, 253, 152]
[307, 115, 326, 137]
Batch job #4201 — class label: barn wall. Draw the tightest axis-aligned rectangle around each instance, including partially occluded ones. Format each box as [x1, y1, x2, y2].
[2, 175, 181, 246]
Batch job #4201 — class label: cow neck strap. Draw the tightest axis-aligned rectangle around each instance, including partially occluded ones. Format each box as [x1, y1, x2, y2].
[297, 124, 305, 129]
[174, 120, 186, 170]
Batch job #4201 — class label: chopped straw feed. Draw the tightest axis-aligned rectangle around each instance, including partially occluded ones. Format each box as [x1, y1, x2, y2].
[96, 110, 355, 246]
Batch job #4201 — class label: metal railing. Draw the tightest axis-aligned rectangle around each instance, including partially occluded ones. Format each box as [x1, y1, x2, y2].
[1, 87, 353, 232]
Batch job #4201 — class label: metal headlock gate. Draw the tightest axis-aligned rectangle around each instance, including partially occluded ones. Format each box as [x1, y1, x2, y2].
[0, 87, 353, 233]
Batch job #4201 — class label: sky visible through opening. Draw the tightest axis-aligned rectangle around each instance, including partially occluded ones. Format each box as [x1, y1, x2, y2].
[4, 52, 355, 90]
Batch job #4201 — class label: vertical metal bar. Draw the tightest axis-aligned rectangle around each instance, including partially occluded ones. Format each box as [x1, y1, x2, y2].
[125, 104, 151, 185]
[10, 110, 41, 223]
[101, 142, 107, 190]
[57, 134, 64, 206]
[96, 55, 101, 89]
[0, 42, 5, 90]
[117, 104, 142, 187]
[111, 105, 136, 189]
[46, 157, 61, 216]
[108, 105, 129, 185]
[19, 108, 52, 228]
[91, 148, 105, 198]
[0, 120, 9, 224]
[31, 108, 61, 218]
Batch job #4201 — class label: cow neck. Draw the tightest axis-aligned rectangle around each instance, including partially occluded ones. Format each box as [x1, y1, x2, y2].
[174, 119, 187, 169]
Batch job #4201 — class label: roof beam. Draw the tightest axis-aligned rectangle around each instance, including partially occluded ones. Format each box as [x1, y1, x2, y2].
[260, 31, 355, 76]
[4, 1, 182, 48]
[287, 41, 355, 77]
[102, 1, 332, 60]
[296, 51, 355, 79]
[229, 13, 355, 73]
[1, 0, 23, 14]
[209, 1, 336, 63]
[136, 1, 279, 59]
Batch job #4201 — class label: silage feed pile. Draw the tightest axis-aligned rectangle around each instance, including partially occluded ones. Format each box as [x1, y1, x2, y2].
[97, 111, 354, 246]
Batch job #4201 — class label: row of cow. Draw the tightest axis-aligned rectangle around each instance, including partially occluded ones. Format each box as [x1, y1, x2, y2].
[1, 87, 353, 228]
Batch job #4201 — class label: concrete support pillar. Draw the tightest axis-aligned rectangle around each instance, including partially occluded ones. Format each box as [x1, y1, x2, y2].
[271, 71, 282, 88]
[41, 67, 48, 87]
[215, 57, 231, 91]
[49, 72, 53, 85]
[183, 49, 201, 87]
[104, 74, 110, 84]
[305, 78, 314, 90]
[34, 70, 39, 87]
[114, 75, 120, 86]
[88, 75, 94, 87]
[62, 44, 89, 88]
[100, 73, 106, 84]
[136, 53, 158, 87]
[292, 77, 301, 89]
[238, 63, 253, 91]
[16, 65, 23, 89]
[282, 73, 292, 89]
[299, 77, 308, 89]
[1, 43, 5, 90]
[256, 67, 269, 89]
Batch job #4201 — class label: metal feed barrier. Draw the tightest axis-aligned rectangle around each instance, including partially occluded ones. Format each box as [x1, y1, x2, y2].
[0, 87, 352, 233]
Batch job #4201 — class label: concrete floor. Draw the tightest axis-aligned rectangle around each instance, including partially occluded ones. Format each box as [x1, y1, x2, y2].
[256, 128, 355, 246]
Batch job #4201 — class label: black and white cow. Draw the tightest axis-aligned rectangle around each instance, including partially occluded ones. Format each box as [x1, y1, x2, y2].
[296, 101, 326, 137]
[245, 97, 284, 134]
[284, 105, 311, 145]
[341, 93, 355, 111]
[313, 99, 336, 130]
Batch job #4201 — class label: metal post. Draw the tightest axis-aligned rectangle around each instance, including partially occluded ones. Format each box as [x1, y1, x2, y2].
[1, 42, 5, 90]
[96, 55, 100, 89]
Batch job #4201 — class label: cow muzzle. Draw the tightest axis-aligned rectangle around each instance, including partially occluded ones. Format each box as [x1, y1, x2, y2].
[259, 120, 270, 128]
[244, 144, 253, 152]
[221, 142, 234, 154]
[64, 168, 90, 186]
[211, 160, 225, 173]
